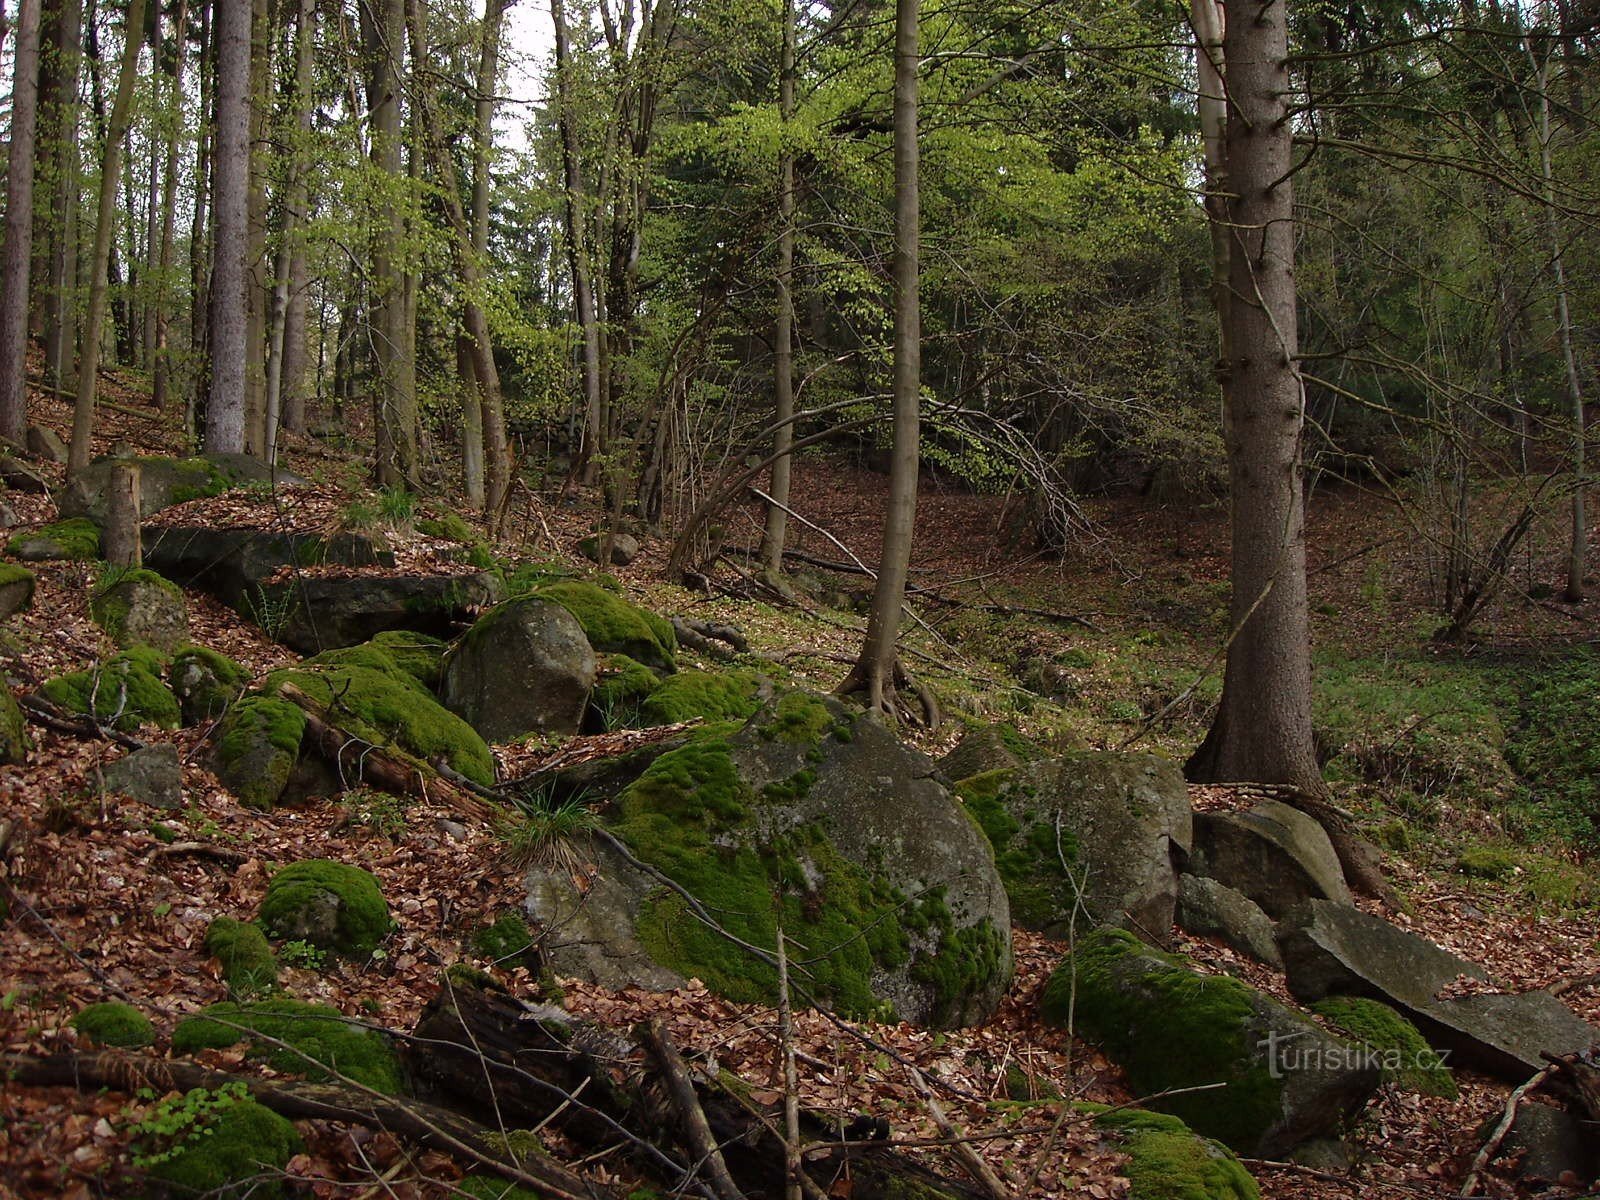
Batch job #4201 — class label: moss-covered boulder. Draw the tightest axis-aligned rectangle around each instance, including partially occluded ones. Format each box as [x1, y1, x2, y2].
[637, 669, 765, 728]
[0, 562, 35, 618]
[1042, 927, 1378, 1156]
[205, 916, 279, 998]
[954, 752, 1191, 939]
[215, 695, 307, 808]
[144, 1094, 302, 1199]
[173, 997, 401, 1091]
[527, 691, 1013, 1028]
[70, 1001, 155, 1048]
[7, 516, 100, 561]
[170, 644, 248, 725]
[57, 452, 303, 523]
[1309, 996, 1457, 1098]
[90, 567, 189, 652]
[535, 581, 676, 671]
[266, 660, 495, 785]
[39, 648, 180, 731]
[258, 859, 392, 956]
[369, 630, 448, 689]
[440, 596, 596, 741]
[589, 654, 661, 730]
[0, 686, 27, 765]
[1086, 1107, 1259, 1200]
[937, 723, 1036, 782]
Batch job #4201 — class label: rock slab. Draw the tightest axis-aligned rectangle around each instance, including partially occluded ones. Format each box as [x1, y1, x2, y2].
[1191, 801, 1351, 918]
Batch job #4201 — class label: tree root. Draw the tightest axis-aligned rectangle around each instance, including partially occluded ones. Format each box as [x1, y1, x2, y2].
[834, 654, 940, 731]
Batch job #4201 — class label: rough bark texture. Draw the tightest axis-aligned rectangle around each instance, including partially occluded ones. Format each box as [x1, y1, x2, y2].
[205, 0, 251, 454]
[102, 461, 142, 567]
[263, 0, 313, 460]
[759, 0, 797, 577]
[1185, 0, 1322, 790]
[367, 0, 415, 488]
[0, 0, 43, 444]
[467, 0, 508, 512]
[151, 0, 189, 413]
[39, 0, 82, 394]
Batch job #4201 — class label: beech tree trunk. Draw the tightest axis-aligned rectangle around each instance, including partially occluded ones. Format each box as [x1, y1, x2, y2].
[67, 0, 149, 472]
[264, 0, 313, 462]
[1184, 0, 1322, 789]
[151, 0, 189, 412]
[759, 0, 797, 577]
[204, 0, 251, 454]
[188, 0, 213, 433]
[39, 0, 82, 394]
[463, 0, 508, 510]
[242, 0, 271, 453]
[0, 0, 43, 444]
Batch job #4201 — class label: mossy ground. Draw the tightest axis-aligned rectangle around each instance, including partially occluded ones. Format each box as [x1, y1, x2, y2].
[70, 1001, 154, 1048]
[536, 580, 676, 670]
[1041, 928, 1282, 1151]
[205, 917, 279, 998]
[145, 1095, 302, 1199]
[258, 859, 392, 956]
[6, 517, 101, 559]
[638, 669, 762, 727]
[40, 650, 180, 731]
[1076, 1106, 1260, 1198]
[172, 997, 403, 1092]
[1309, 996, 1456, 1098]
[954, 769, 1077, 928]
[471, 913, 538, 969]
[0, 561, 36, 607]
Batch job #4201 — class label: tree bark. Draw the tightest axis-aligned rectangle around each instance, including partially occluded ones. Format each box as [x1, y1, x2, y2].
[264, 0, 313, 462]
[759, 0, 797, 577]
[1185, 0, 1322, 789]
[39, 0, 82, 394]
[102, 460, 142, 567]
[465, 0, 507, 509]
[151, 0, 190, 413]
[242, 0, 271, 454]
[0, 0, 43, 444]
[187, 0, 213, 435]
[67, 0, 149, 472]
[204, 0, 251, 454]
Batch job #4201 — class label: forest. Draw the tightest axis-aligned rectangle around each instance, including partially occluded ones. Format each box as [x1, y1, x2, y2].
[0, 0, 1598, 1195]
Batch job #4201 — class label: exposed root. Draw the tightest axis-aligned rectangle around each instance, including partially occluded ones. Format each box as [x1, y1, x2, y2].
[835, 655, 941, 731]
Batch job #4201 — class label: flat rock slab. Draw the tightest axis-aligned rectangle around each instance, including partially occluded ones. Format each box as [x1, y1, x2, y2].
[59, 454, 308, 523]
[1177, 873, 1283, 967]
[261, 570, 506, 652]
[1279, 899, 1599, 1080]
[1191, 801, 1351, 918]
[143, 526, 392, 612]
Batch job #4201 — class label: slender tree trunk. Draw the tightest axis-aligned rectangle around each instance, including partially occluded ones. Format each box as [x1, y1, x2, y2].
[759, 0, 796, 576]
[140, 12, 161, 371]
[204, 0, 251, 454]
[367, 0, 415, 487]
[188, 0, 213, 432]
[67, 0, 149, 471]
[1192, 0, 1230, 380]
[242, 0, 271, 453]
[1185, 0, 1321, 789]
[0, 0, 44, 444]
[461, 0, 507, 509]
[278, 0, 314, 438]
[836, 0, 930, 726]
[264, 0, 313, 462]
[457, 333, 484, 508]
[151, 0, 189, 412]
[40, 0, 82, 393]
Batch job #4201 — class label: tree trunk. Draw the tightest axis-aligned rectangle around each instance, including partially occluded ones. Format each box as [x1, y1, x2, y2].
[263, 0, 313, 462]
[102, 461, 142, 567]
[836, 0, 931, 728]
[151, 0, 189, 413]
[0, 0, 43, 444]
[759, 0, 797, 577]
[67, 0, 149, 472]
[279, 0, 315, 439]
[463, 0, 506, 508]
[39, 0, 82, 394]
[204, 0, 251, 454]
[188, 0, 213, 434]
[1192, 0, 1229, 378]
[458, 333, 485, 508]
[242, 0, 271, 454]
[1184, 0, 1321, 789]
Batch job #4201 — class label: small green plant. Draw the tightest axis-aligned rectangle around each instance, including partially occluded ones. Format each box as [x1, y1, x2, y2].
[126, 1083, 250, 1169]
[339, 498, 379, 531]
[376, 486, 417, 526]
[339, 788, 409, 839]
[498, 795, 600, 874]
[278, 939, 329, 971]
[244, 584, 296, 640]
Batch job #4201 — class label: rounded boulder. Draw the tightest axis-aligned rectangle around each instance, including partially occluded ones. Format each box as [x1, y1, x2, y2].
[441, 596, 596, 741]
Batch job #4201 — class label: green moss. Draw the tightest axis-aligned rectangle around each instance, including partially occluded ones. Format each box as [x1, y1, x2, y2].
[369, 630, 448, 689]
[996, 722, 1045, 763]
[172, 998, 402, 1092]
[878, 1180, 961, 1200]
[264, 663, 494, 786]
[590, 654, 661, 729]
[70, 1001, 154, 1048]
[147, 455, 235, 504]
[1122, 1129, 1260, 1200]
[1041, 928, 1282, 1151]
[6, 517, 100, 560]
[639, 669, 762, 727]
[417, 514, 476, 543]
[955, 770, 1076, 928]
[472, 913, 538, 969]
[0, 685, 26, 764]
[169, 645, 248, 724]
[146, 1096, 302, 1199]
[1310, 996, 1456, 1098]
[500, 560, 576, 596]
[0, 561, 36, 608]
[89, 568, 184, 645]
[1455, 845, 1520, 881]
[908, 907, 1006, 1026]
[536, 580, 676, 670]
[214, 696, 306, 809]
[759, 691, 843, 745]
[458, 1177, 543, 1200]
[258, 859, 392, 956]
[39, 652, 180, 731]
[204, 917, 279, 999]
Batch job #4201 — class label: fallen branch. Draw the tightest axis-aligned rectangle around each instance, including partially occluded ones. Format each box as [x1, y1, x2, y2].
[148, 841, 250, 864]
[909, 1067, 1010, 1200]
[1459, 1064, 1557, 1196]
[644, 1020, 747, 1200]
[672, 616, 749, 657]
[20, 694, 146, 749]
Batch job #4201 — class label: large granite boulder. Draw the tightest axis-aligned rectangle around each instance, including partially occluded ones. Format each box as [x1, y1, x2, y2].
[143, 525, 390, 612]
[441, 596, 596, 741]
[1190, 801, 1351, 918]
[533, 581, 675, 672]
[1178, 874, 1283, 967]
[526, 691, 1012, 1028]
[1043, 926, 1378, 1157]
[256, 569, 505, 652]
[1279, 900, 1600, 1080]
[58, 454, 306, 523]
[954, 752, 1191, 940]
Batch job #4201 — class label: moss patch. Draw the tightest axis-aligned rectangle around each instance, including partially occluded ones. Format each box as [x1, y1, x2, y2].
[6, 517, 100, 560]
[639, 669, 762, 727]
[369, 630, 448, 689]
[1309, 996, 1456, 1098]
[536, 581, 676, 671]
[955, 769, 1077, 928]
[70, 1001, 154, 1048]
[145, 1095, 302, 1199]
[169, 644, 248, 724]
[172, 998, 402, 1092]
[0, 561, 36, 610]
[205, 917, 279, 998]
[40, 651, 180, 731]
[590, 654, 661, 729]
[1041, 928, 1282, 1151]
[472, 913, 538, 969]
[258, 859, 392, 956]
[215, 695, 307, 808]
[759, 691, 851, 745]
[1455, 845, 1520, 881]
[0, 686, 26, 765]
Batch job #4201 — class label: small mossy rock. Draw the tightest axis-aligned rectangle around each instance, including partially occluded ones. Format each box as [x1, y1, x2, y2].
[7, 516, 100, 561]
[938, 725, 1022, 782]
[1189, 802, 1351, 919]
[146, 1096, 302, 1200]
[0, 562, 35, 617]
[578, 531, 641, 566]
[0, 686, 27, 764]
[39, 649, 180, 731]
[1308, 996, 1456, 1098]
[535, 580, 676, 671]
[90, 568, 189, 652]
[529, 692, 1013, 1028]
[257, 569, 505, 653]
[173, 997, 402, 1092]
[25, 424, 67, 463]
[103, 743, 183, 809]
[258, 859, 392, 956]
[1085, 1107, 1260, 1200]
[471, 912, 539, 970]
[57, 452, 305, 523]
[956, 752, 1191, 940]
[169, 644, 248, 724]
[70, 1001, 154, 1048]
[1279, 899, 1600, 1081]
[637, 668, 764, 728]
[589, 654, 661, 730]
[214, 696, 306, 808]
[1177, 875, 1283, 968]
[267, 661, 495, 785]
[368, 630, 448, 689]
[143, 525, 392, 612]
[441, 596, 596, 741]
[204, 916, 279, 998]
[1042, 927, 1378, 1156]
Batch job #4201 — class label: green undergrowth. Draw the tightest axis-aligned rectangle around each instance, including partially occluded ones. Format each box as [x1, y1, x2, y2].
[1309, 996, 1456, 1098]
[172, 998, 402, 1093]
[40, 648, 180, 731]
[591, 654, 661, 729]
[135, 1086, 302, 1199]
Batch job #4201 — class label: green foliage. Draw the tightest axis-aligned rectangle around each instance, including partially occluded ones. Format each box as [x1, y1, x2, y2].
[1309, 996, 1456, 1098]
[339, 788, 411, 839]
[40, 651, 181, 731]
[258, 859, 393, 956]
[1501, 651, 1600, 848]
[278, 940, 329, 971]
[376, 486, 418, 525]
[590, 654, 661, 729]
[536, 581, 676, 671]
[204, 917, 279, 999]
[70, 1001, 154, 1048]
[172, 998, 402, 1093]
[498, 798, 601, 873]
[139, 1091, 301, 1197]
[638, 669, 762, 727]
[7, 517, 101, 560]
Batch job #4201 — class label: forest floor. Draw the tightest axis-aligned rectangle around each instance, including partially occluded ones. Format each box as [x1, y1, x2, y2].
[2, 387, 1599, 1200]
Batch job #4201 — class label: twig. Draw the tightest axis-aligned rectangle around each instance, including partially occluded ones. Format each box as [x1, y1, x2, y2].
[777, 928, 804, 1200]
[643, 1020, 746, 1200]
[908, 1066, 1010, 1200]
[20, 694, 146, 749]
[1459, 1064, 1556, 1196]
